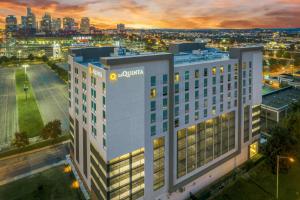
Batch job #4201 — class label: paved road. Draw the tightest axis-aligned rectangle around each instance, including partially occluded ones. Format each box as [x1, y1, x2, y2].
[0, 142, 69, 184]
[27, 64, 69, 131]
[0, 68, 18, 147]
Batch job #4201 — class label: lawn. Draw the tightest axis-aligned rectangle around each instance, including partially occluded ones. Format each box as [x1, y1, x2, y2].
[0, 166, 84, 200]
[15, 68, 44, 137]
[214, 159, 300, 200]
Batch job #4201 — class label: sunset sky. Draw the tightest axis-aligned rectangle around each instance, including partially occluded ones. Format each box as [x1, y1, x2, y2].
[0, 0, 300, 29]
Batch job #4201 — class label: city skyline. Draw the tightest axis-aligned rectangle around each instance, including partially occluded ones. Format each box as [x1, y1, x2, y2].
[0, 0, 300, 29]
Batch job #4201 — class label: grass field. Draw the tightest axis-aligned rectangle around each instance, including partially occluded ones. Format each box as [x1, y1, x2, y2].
[0, 166, 84, 200]
[214, 160, 300, 200]
[15, 68, 44, 138]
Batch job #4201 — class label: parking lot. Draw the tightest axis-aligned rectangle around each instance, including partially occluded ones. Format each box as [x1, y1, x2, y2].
[27, 64, 69, 132]
[0, 68, 18, 147]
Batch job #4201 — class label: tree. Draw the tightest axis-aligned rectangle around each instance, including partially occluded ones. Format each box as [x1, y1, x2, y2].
[41, 55, 49, 63]
[28, 54, 35, 61]
[40, 120, 62, 139]
[12, 132, 29, 148]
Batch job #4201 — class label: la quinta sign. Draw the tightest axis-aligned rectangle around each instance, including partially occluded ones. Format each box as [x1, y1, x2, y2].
[109, 69, 144, 81]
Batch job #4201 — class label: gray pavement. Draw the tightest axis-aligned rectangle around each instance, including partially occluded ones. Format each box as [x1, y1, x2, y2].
[0, 68, 18, 147]
[27, 64, 69, 131]
[0, 142, 69, 185]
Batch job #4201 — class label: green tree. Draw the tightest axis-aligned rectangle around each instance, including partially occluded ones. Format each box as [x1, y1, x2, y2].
[41, 55, 49, 63]
[28, 54, 35, 61]
[40, 120, 62, 139]
[12, 131, 29, 148]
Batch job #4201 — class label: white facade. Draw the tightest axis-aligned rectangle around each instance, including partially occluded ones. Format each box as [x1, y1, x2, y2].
[68, 46, 263, 200]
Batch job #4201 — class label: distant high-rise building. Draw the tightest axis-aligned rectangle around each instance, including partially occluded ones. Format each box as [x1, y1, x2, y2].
[26, 7, 36, 31]
[117, 23, 125, 32]
[63, 17, 75, 31]
[5, 15, 17, 33]
[51, 18, 61, 33]
[40, 13, 52, 33]
[21, 16, 27, 30]
[80, 17, 90, 34]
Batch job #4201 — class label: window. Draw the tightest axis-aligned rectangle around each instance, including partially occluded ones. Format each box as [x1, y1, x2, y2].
[102, 82, 106, 91]
[151, 126, 156, 136]
[163, 110, 168, 120]
[82, 82, 86, 91]
[151, 101, 156, 111]
[163, 122, 168, 132]
[150, 88, 157, 98]
[220, 85, 223, 93]
[212, 77, 216, 85]
[185, 82, 189, 91]
[91, 76, 96, 85]
[175, 84, 179, 93]
[195, 80, 199, 89]
[185, 71, 189, 80]
[185, 104, 189, 114]
[213, 87, 216, 95]
[220, 66, 224, 74]
[195, 90, 199, 99]
[163, 86, 168, 96]
[92, 113, 97, 124]
[195, 101, 199, 110]
[228, 74, 231, 82]
[163, 98, 167, 108]
[175, 107, 179, 116]
[91, 88, 96, 98]
[195, 70, 199, 78]
[185, 93, 189, 102]
[103, 96, 106, 105]
[92, 126, 97, 136]
[195, 112, 199, 120]
[91, 101, 96, 112]
[153, 137, 165, 190]
[220, 75, 224, 83]
[185, 115, 189, 124]
[204, 68, 208, 76]
[75, 67, 79, 74]
[175, 95, 179, 105]
[204, 109, 207, 117]
[204, 89, 207, 97]
[204, 78, 207, 87]
[82, 71, 86, 79]
[163, 74, 168, 84]
[228, 64, 231, 72]
[151, 76, 156, 87]
[175, 73, 180, 82]
[175, 119, 179, 127]
[213, 96, 216, 105]
[103, 111, 106, 119]
[212, 67, 216, 75]
[151, 113, 156, 123]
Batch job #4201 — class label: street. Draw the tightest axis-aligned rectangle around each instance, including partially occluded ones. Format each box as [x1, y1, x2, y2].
[0, 142, 69, 185]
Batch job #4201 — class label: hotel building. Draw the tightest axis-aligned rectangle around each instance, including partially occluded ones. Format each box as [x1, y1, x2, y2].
[68, 44, 263, 200]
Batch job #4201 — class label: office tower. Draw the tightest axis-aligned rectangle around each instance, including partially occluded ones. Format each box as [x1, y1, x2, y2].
[5, 15, 17, 33]
[80, 17, 90, 34]
[51, 18, 62, 33]
[63, 17, 75, 31]
[40, 13, 52, 33]
[26, 7, 36, 31]
[68, 44, 263, 200]
[21, 16, 27, 30]
[117, 23, 125, 32]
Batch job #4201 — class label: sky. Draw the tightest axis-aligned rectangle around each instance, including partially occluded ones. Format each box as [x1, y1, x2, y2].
[0, 0, 300, 29]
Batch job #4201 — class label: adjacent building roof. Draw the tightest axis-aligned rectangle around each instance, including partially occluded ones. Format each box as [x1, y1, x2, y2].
[262, 86, 300, 110]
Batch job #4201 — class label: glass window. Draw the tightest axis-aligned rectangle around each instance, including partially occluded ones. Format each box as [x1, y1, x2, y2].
[151, 113, 156, 123]
[163, 98, 167, 108]
[175, 73, 180, 82]
[195, 80, 199, 89]
[228, 64, 231, 72]
[185, 82, 189, 91]
[185, 71, 189, 80]
[150, 88, 157, 98]
[204, 78, 207, 87]
[175, 95, 179, 105]
[204, 68, 208, 76]
[185, 93, 189, 102]
[163, 74, 168, 84]
[151, 126, 156, 136]
[185, 104, 189, 114]
[195, 90, 199, 99]
[151, 101, 156, 111]
[185, 115, 189, 124]
[220, 66, 224, 74]
[151, 76, 156, 87]
[175, 107, 179, 116]
[163, 122, 168, 132]
[212, 67, 216, 75]
[163, 86, 168, 96]
[213, 77, 216, 85]
[175, 84, 179, 93]
[195, 70, 199, 78]
[163, 110, 168, 120]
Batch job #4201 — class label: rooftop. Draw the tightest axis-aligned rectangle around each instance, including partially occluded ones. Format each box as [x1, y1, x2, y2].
[262, 86, 300, 109]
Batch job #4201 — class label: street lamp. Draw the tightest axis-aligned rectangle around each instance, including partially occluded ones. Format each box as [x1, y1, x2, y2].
[276, 155, 295, 199]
